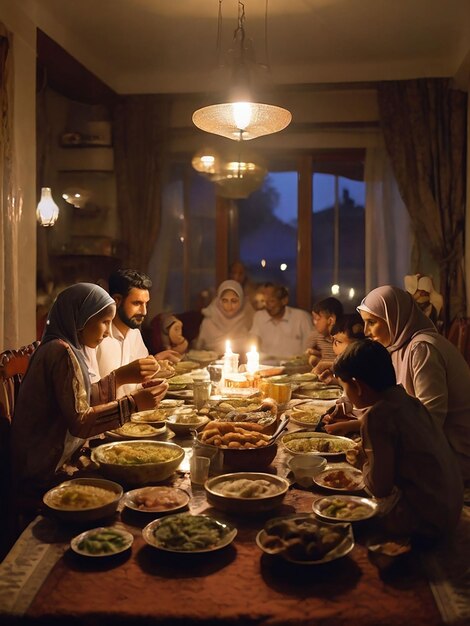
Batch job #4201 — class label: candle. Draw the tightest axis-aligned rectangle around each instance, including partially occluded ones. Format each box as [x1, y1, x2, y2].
[246, 345, 259, 376]
[223, 339, 239, 378]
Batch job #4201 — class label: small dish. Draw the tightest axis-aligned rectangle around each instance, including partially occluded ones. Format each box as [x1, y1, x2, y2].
[313, 495, 378, 522]
[123, 486, 190, 514]
[166, 413, 210, 435]
[313, 467, 364, 492]
[71, 526, 133, 557]
[142, 513, 237, 553]
[106, 422, 167, 440]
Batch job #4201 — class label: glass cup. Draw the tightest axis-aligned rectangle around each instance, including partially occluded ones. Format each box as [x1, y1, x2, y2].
[192, 380, 212, 410]
[190, 455, 211, 485]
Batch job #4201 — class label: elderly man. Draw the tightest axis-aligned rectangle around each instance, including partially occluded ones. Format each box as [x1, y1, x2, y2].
[249, 283, 313, 363]
[86, 269, 180, 397]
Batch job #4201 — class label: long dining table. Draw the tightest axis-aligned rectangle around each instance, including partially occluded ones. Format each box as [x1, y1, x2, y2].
[0, 414, 467, 626]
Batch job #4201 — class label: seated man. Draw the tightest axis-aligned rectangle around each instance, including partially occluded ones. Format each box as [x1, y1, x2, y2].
[249, 284, 313, 363]
[86, 269, 180, 397]
[306, 297, 343, 367]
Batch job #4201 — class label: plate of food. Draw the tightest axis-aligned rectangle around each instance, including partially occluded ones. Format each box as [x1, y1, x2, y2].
[131, 408, 169, 424]
[256, 515, 354, 564]
[313, 496, 378, 522]
[142, 513, 237, 553]
[294, 385, 343, 400]
[280, 431, 356, 457]
[289, 403, 332, 429]
[313, 467, 365, 491]
[71, 526, 134, 557]
[166, 412, 210, 435]
[123, 486, 190, 514]
[106, 421, 168, 439]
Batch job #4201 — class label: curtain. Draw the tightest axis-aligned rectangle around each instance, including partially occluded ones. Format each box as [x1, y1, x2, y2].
[365, 138, 411, 292]
[113, 95, 171, 272]
[0, 23, 22, 352]
[377, 79, 467, 329]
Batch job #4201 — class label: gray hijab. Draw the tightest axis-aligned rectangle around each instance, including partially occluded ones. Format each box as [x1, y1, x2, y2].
[41, 283, 115, 396]
[357, 285, 437, 352]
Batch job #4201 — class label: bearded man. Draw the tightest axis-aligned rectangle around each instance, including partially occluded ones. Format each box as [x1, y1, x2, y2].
[86, 269, 180, 397]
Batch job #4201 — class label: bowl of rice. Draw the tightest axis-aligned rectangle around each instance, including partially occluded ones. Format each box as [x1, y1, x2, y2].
[91, 440, 185, 485]
[43, 477, 123, 522]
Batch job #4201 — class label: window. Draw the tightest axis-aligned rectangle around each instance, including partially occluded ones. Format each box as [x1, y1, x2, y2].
[237, 172, 298, 303]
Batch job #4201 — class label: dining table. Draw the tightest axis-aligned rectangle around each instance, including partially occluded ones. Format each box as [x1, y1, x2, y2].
[0, 399, 467, 626]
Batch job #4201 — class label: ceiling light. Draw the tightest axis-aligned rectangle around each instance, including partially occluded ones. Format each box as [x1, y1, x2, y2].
[36, 187, 59, 227]
[192, 1, 292, 141]
[62, 187, 91, 209]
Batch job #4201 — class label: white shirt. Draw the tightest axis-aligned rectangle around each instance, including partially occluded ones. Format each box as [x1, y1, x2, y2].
[85, 323, 149, 398]
[249, 306, 313, 363]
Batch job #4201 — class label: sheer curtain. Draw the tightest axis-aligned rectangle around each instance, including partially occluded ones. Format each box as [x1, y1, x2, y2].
[0, 23, 22, 352]
[364, 138, 411, 293]
[377, 79, 467, 328]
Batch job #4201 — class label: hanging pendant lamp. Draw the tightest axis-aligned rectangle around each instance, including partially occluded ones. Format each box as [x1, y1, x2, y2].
[36, 187, 59, 227]
[192, 1, 292, 142]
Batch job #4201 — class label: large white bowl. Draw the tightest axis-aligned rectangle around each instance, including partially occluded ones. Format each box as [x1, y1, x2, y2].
[91, 440, 185, 485]
[43, 477, 123, 522]
[205, 472, 289, 515]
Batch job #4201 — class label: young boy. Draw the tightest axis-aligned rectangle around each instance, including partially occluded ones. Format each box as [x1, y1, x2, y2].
[306, 297, 343, 366]
[333, 340, 463, 541]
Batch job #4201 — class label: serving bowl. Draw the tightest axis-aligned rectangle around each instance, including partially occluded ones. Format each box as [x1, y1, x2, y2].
[91, 440, 185, 485]
[287, 454, 327, 487]
[196, 435, 278, 471]
[205, 472, 289, 514]
[166, 413, 210, 436]
[43, 477, 123, 522]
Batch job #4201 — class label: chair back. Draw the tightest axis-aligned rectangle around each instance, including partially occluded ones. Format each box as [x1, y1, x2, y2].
[0, 342, 39, 423]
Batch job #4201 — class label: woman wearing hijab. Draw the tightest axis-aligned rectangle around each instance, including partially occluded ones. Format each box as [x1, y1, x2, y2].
[11, 283, 168, 495]
[194, 280, 252, 355]
[357, 285, 470, 481]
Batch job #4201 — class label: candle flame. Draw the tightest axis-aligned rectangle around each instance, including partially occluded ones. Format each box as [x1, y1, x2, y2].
[225, 340, 233, 355]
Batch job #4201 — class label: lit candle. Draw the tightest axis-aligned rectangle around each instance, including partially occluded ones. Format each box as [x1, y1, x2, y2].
[246, 345, 259, 376]
[223, 339, 239, 379]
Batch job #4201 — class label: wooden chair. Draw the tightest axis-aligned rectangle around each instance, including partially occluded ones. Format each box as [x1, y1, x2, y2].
[0, 342, 39, 558]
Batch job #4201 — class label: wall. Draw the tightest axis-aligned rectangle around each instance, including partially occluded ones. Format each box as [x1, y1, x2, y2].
[0, 0, 37, 349]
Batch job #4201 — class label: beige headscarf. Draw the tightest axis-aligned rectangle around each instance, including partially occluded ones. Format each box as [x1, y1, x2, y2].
[357, 285, 437, 353]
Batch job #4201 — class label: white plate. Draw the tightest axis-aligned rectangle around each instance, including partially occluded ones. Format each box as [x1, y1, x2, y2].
[313, 495, 378, 522]
[313, 467, 365, 492]
[123, 486, 190, 514]
[71, 526, 134, 557]
[281, 431, 356, 457]
[106, 423, 168, 440]
[256, 516, 354, 564]
[294, 387, 343, 400]
[142, 513, 237, 553]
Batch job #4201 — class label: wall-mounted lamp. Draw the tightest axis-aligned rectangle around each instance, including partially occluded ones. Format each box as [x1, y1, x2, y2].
[36, 187, 59, 227]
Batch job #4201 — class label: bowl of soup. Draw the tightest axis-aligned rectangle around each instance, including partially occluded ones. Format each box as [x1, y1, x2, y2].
[43, 477, 123, 522]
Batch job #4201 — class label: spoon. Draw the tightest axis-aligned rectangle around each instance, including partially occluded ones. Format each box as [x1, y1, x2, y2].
[270, 415, 290, 443]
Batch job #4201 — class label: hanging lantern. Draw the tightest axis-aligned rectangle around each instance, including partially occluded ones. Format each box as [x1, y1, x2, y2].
[36, 187, 59, 227]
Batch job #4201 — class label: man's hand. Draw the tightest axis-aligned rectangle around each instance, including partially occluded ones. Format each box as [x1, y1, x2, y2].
[131, 379, 169, 412]
[155, 350, 181, 364]
[115, 356, 160, 386]
[324, 419, 360, 436]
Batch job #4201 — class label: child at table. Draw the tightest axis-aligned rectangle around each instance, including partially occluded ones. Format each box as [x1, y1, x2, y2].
[333, 339, 463, 542]
[306, 297, 343, 367]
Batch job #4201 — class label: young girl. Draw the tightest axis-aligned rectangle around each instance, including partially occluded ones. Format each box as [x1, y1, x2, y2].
[333, 340, 463, 541]
[11, 283, 168, 495]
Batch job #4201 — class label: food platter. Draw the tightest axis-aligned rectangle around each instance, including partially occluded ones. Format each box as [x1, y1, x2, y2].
[142, 513, 237, 553]
[313, 496, 378, 522]
[71, 526, 134, 557]
[294, 385, 343, 400]
[289, 402, 332, 429]
[313, 467, 365, 492]
[205, 472, 289, 514]
[256, 515, 354, 564]
[123, 486, 190, 514]
[281, 431, 356, 457]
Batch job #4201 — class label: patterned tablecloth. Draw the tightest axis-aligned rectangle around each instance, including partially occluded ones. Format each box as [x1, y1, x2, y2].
[0, 467, 449, 626]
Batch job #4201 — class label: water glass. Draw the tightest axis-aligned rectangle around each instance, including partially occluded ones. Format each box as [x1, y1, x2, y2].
[192, 381, 212, 410]
[190, 455, 210, 485]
